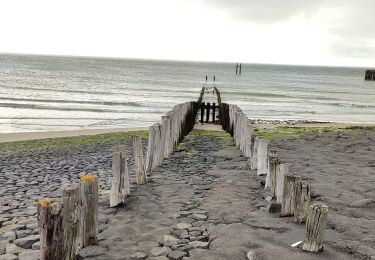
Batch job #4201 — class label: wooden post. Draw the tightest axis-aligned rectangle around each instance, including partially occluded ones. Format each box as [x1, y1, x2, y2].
[80, 175, 98, 248]
[37, 199, 64, 260]
[200, 103, 205, 123]
[153, 124, 161, 168]
[294, 181, 311, 224]
[206, 102, 211, 123]
[257, 139, 268, 176]
[265, 149, 278, 190]
[276, 163, 291, 203]
[281, 175, 301, 217]
[303, 203, 329, 253]
[250, 136, 259, 170]
[212, 103, 216, 123]
[110, 146, 130, 207]
[164, 114, 171, 159]
[132, 135, 148, 185]
[269, 157, 280, 199]
[63, 186, 81, 260]
[146, 125, 156, 172]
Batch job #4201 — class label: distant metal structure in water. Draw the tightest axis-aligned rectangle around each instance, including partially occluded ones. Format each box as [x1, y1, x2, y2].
[235, 63, 242, 75]
[365, 70, 375, 80]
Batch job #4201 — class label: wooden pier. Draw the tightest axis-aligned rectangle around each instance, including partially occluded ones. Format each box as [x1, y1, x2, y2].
[365, 70, 375, 80]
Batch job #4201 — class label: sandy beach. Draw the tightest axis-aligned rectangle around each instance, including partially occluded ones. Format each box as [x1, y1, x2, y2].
[0, 124, 374, 259]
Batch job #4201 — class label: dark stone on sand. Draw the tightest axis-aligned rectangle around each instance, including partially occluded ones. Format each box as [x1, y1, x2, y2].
[267, 202, 281, 213]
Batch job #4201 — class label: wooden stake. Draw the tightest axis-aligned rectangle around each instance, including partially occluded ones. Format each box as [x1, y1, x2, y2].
[80, 175, 98, 248]
[257, 139, 269, 176]
[110, 146, 130, 207]
[293, 181, 311, 224]
[276, 163, 291, 203]
[281, 175, 301, 216]
[303, 203, 329, 253]
[63, 186, 81, 260]
[37, 198, 64, 260]
[146, 125, 156, 172]
[132, 135, 148, 185]
[265, 149, 278, 190]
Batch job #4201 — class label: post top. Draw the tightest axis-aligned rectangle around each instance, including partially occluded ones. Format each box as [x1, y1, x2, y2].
[38, 198, 58, 207]
[80, 175, 97, 182]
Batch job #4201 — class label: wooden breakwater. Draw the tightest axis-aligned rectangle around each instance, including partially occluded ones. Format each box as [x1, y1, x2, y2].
[36, 87, 329, 258]
[365, 70, 375, 80]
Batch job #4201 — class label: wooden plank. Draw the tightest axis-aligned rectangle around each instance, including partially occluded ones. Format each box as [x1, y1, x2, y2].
[276, 163, 291, 203]
[257, 139, 269, 176]
[281, 175, 301, 216]
[293, 181, 311, 224]
[79, 175, 98, 248]
[37, 198, 64, 260]
[146, 125, 156, 172]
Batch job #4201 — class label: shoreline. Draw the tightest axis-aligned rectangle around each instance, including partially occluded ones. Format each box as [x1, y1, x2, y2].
[0, 127, 148, 143]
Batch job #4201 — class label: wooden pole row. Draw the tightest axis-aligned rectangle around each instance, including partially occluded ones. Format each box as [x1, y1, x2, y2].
[145, 102, 197, 173]
[365, 69, 375, 80]
[37, 175, 98, 260]
[220, 101, 328, 253]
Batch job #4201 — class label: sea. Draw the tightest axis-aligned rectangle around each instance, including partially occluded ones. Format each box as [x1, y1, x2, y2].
[0, 54, 374, 133]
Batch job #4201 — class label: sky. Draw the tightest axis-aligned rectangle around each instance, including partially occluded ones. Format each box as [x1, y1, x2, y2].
[0, 0, 374, 67]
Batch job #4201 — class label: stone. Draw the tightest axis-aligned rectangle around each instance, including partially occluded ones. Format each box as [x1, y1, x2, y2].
[16, 230, 32, 239]
[150, 247, 171, 257]
[13, 235, 39, 249]
[130, 252, 148, 259]
[149, 257, 169, 260]
[192, 214, 207, 220]
[78, 246, 106, 258]
[31, 241, 40, 250]
[6, 243, 26, 254]
[176, 223, 192, 230]
[0, 224, 25, 234]
[267, 201, 281, 213]
[0, 254, 17, 260]
[188, 241, 209, 249]
[163, 235, 179, 246]
[247, 250, 257, 260]
[0, 232, 16, 242]
[18, 250, 40, 260]
[168, 250, 187, 260]
[0, 240, 8, 254]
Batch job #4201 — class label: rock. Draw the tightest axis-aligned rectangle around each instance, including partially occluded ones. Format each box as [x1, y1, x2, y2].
[130, 252, 148, 259]
[31, 241, 40, 250]
[6, 243, 26, 254]
[192, 214, 207, 220]
[150, 247, 171, 257]
[16, 230, 33, 239]
[266, 201, 281, 213]
[176, 223, 191, 230]
[14, 235, 39, 249]
[0, 240, 8, 254]
[78, 246, 106, 258]
[247, 251, 257, 260]
[168, 250, 187, 260]
[188, 241, 209, 249]
[149, 257, 169, 260]
[0, 232, 16, 242]
[18, 250, 40, 260]
[0, 224, 25, 234]
[163, 235, 179, 246]
[0, 254, 17, 260]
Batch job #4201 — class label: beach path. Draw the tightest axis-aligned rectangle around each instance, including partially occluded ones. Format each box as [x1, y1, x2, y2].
[79, 129, 353, 260]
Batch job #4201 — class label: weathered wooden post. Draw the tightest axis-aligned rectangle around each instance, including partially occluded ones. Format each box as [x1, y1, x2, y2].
[206, 102, 211, 123]
[276, 163, 291, 203]
[303, 203, 329, 253]
[200, 103, 205, 123]
[250, 136, 259, 170]
[269, 157, 280, 199]
[110, 146, 130, 207]
[265, 149, 278, 190]
[63, 186, 81, 260]
[257, 139, 269, 176]
[38, 198, 64, 260]
[80, 175, 98, 248]
[212, 103, 216, 123]
[294, 181, 311, 224]
[132, 135, 148, 185]
[281, 175, 301, 216]
[146, 125, 156, 172]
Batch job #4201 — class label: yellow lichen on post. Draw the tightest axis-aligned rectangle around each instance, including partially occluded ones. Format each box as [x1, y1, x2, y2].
[38, 198, 57, 207]
[80, 175, 96, 182]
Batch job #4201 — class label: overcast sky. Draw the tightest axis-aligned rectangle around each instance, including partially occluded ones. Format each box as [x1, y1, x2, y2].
[0, 0, 374, 66]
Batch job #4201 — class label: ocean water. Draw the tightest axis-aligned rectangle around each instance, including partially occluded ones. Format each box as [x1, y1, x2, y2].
[0, 54, 374, 133]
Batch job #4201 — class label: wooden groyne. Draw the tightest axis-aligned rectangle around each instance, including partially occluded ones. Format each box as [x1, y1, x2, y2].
[365, 70, 375, 80]
[36, 87, 329, 259]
